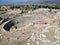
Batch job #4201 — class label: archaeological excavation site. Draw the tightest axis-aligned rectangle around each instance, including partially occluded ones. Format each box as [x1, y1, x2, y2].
[0, 0, 60, 45]
[0, 8, 60, 45]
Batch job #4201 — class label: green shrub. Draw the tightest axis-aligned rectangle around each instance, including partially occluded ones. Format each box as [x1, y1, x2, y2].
[0, 11, 6, 14]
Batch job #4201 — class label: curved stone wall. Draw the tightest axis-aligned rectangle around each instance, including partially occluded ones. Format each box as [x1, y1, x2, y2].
[3, 15, 45, 31]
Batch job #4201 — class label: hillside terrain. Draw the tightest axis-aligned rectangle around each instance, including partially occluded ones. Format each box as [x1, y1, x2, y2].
[0, 0, 60, 5]
[0, 8, 60, 45]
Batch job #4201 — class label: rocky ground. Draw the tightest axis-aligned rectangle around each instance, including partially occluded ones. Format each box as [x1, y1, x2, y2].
[0, 8, 60, 45]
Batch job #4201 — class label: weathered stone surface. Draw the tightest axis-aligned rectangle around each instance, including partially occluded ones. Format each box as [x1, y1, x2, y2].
[0, 8, 60, 45]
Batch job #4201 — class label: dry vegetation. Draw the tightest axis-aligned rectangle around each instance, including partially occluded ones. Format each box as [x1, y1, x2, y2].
[0, 5, 60, 14]
[0, 5, 60, 45]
